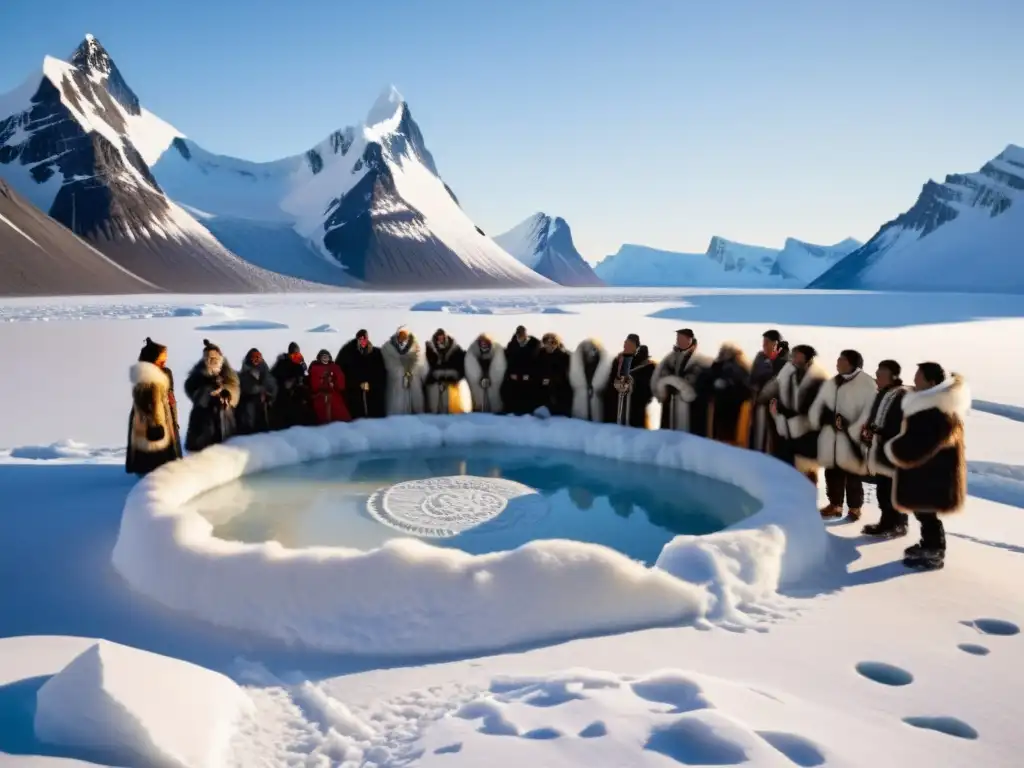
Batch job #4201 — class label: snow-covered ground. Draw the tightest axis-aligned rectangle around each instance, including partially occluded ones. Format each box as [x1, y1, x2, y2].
[2, 288, 1023, 767]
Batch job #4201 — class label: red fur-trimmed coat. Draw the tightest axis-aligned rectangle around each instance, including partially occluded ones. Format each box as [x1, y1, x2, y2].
[883, 373, 969, 514]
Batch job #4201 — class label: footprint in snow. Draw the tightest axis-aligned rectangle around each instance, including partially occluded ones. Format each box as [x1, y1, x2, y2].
[957, 643, 991, 656]
[903, 715, 979, 740]
[854, 661, 914, 687]
[962, 618, 1020, 636]
[756, 731, 827, 767]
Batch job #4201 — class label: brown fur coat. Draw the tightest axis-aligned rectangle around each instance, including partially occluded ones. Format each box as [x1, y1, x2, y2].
[883, 373, 970, 514]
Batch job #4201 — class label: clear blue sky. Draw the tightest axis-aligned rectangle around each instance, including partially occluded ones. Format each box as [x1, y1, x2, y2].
[2, 0, 1022, 262]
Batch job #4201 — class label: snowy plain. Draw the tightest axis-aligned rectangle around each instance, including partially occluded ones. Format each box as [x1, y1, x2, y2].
[1, 287, 1024, 767]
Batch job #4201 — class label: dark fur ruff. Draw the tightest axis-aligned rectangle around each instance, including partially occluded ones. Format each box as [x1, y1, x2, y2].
[883, 373, 970, 514]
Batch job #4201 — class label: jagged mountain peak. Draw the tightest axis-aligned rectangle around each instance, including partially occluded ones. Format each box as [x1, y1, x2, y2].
[495, 213, 603, 287]
[70, 34, 109, 70]
[811, 143, 1024, 292]
[65, 33, 141, 116]
[366, 85, 405, 128]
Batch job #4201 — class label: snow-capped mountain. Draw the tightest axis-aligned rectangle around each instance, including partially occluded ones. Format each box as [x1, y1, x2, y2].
[494, 213, 603, 286]
[0, 178, 157, 295]
[0, 36, 318, 293]
[0, 36, 548, 291]
[811, 145, 1024, 293]
[594, 235, 859, 287]
[774, 237, 862, 284]
[150, 86, 548, 288]
[705, 236, 779, 277]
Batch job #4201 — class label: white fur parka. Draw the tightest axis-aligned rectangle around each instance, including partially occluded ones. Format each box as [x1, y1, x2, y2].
[568, 339, 615, 421]
[381, 334, 428, 415]
[809, 369, 878, 474]
[464, 335, 508, 414]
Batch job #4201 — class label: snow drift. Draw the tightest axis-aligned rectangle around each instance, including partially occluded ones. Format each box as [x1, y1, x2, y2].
[34, 639, 253, 768]
[811, 144, 1024, 293]
[111, 415, 824, 657]
[495, 213, 604, 286]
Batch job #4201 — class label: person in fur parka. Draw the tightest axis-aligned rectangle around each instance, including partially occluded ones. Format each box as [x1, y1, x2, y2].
[464, 333, 507, 414]
[569, 338, 615, 422]
[337, 330, 387, 419]
[705, 342, 754, 447]
[382, 326, 428, 415]
[535, 333, 573, 417]
[270, 342, 313, 430]
[184, 339, 241, 453]
[236, 348, 278, 435]
[651, 328, 711, 435]
[883, 364, 969, 569]
[502, 326, 541, 415]
[749, 329, 790, 454]
[126, 338, 182, 476]
[308, 349, 351, 424]
[603, 333, 656, 428]
[425, 329, 468, 414]
[860, 359, 910, 538]
[809, 349, 877, 521]
[770, 344, 828, 481]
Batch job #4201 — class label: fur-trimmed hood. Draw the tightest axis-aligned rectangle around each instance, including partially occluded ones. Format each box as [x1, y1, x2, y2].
[190, 357, 236, 380]
[715, 342, 750, 369]
[776, 359, 828, 392]
[576, 338, 606, 358]
[540, 333, 568, 354]
[468, 334, 503, 361]
[130, 361, 171, 388]
[901, 373, 970, 419]
[427, 335, 461, 358]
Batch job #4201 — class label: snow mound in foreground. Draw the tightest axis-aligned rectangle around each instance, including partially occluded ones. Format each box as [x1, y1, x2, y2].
[34, 640, 253, 768]
[112, 416, 823, 656]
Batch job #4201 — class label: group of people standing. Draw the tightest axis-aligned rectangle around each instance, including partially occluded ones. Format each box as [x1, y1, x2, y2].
[125, 323, 968, 571]
[647, 328, 969, 571]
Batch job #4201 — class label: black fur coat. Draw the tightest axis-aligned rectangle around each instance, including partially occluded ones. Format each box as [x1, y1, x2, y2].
[883, 374, 969, 514]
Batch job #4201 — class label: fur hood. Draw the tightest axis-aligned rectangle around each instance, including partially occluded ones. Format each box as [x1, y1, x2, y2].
[576, 338, 606, 358]
[189, 357, 237, 381]
[540, 334, 568, 354]
[467, 335, 505, 363]
[468, 334, 496, 357]
[427, 335, 461, 357]
[776, 359, 829, 391]
[901, 373, 970, 419]
[715, 342, 750, 369]
[130, 361, 170, 388]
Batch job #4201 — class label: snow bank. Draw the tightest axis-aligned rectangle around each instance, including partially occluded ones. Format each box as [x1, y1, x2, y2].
[194, 319, 289, 331]
[34, 640, 252, 768]
[169, 303, 243, 319]
[411, 299, 575, 315]
[112, 416, 823, 656]
[4, 440, 123, 462]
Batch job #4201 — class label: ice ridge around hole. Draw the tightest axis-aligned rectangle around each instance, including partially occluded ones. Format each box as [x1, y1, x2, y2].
[111, 414, 826, 656]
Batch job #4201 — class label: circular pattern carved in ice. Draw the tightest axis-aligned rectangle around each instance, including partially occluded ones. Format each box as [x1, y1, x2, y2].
[366, 475, 536, 537]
